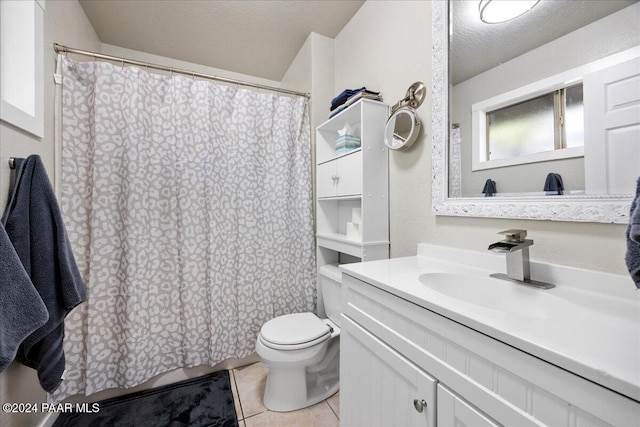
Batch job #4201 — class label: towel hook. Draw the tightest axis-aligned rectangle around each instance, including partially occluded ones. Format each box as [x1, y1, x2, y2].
[8, 157, 16, 169]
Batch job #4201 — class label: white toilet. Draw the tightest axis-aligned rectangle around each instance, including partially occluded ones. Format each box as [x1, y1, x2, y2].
[255, 269, 341, 412]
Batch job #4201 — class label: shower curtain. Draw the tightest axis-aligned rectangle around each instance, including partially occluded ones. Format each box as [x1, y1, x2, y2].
[53, 56, 316, 400]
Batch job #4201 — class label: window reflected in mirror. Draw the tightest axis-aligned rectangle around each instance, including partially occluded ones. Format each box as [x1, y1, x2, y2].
[486, 84, 584, 162]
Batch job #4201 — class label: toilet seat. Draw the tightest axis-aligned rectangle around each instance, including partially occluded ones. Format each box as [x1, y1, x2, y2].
[259, 313, 331, 351]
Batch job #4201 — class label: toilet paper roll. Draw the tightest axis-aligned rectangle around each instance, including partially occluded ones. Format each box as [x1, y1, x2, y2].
[351, 208, 362, 225]
[346, 222, 360, 240]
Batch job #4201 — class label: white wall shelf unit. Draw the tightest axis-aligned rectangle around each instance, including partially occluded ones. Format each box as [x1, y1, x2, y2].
[315, 98, 389, 316]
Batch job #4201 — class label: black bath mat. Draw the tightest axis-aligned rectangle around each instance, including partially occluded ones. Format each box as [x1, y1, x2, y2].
[53, 370, 238, 427]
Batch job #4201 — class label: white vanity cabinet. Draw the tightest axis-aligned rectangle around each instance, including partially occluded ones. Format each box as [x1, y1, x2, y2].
[340, 272, 640, 427]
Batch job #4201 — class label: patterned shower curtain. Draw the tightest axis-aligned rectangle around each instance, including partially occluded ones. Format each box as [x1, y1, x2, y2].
[54, 57, 316, 400]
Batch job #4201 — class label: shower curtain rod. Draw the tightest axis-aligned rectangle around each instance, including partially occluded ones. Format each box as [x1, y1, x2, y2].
[53, 43, 311, 99]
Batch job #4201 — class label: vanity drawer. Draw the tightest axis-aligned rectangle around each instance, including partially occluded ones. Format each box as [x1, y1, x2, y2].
[438, 385, 500, 427]
[342, 273, 640, 427]
[341, 315, 437, 427]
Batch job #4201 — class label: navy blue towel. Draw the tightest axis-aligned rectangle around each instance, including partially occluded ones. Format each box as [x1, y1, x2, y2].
[1, 155, 87, 392]
[626, 178, 640, 289]
[330, 87, 380, 111]
[0, 223, 49, 372]
[482, 179, 497, 197]
[543, 173, 564, 195]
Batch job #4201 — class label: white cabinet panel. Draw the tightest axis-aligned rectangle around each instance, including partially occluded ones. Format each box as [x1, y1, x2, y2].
[437, 385, 500, 427]
[341, 315, 436, 427]
[316, 151, 363, 198]
[317, 161, 337, 198]
[336, 151, 363, 196]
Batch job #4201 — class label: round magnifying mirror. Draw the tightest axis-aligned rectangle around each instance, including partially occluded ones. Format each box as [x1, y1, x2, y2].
[384, 107, 421, 151]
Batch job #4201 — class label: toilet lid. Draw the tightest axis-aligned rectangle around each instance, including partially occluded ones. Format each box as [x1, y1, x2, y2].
[260, 313, 331, 347]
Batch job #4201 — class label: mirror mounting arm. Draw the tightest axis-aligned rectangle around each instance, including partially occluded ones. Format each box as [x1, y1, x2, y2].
[390, 82, 427, 115]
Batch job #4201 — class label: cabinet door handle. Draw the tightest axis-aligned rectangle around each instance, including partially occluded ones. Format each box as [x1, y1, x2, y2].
[413, 399, 427, 413]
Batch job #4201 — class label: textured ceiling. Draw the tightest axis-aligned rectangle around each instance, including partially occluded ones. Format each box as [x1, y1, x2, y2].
[451, 0, 637, 85]
[79, 0, 365, 81]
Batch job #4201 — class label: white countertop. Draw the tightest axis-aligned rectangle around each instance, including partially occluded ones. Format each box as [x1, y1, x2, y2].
[340, 244, 640, 403]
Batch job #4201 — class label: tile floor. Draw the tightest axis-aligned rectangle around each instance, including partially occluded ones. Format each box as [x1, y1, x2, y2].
[230, 362, 340, 427]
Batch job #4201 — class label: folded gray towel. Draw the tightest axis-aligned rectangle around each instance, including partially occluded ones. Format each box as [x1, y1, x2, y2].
[0, 223, 49, 372]
[626, 178, 640, 289]
[482, 179, 497, 197]
[1, 155, 87, 392]
[629, 178, 640, 244]
[544, 173, 564, 195]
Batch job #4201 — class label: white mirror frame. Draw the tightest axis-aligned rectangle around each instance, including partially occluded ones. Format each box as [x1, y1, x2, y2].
[430, 1, 631, 224]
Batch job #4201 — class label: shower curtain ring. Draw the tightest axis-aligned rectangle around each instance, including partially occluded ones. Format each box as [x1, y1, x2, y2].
[192, 71, 195, 81]
[120, 57, 124, 68]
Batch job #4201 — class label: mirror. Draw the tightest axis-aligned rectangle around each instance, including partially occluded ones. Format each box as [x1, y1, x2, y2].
[385, 108, 420, 151]
[430, 1, 635, 223]
[385, 81, 426, 151]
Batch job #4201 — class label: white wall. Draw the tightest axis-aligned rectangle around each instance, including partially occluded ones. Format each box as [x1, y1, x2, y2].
[452, 3, 640, 196]
[334, 0, 628, 275]
[0, 3, 101, 425]
[281, 32, 334, 141]
[281, 32, 335, 167]
[280, 32, 335, 316]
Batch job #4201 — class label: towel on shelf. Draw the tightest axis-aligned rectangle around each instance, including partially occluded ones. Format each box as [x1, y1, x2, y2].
[482, 179, 497, 197]
[1, 155, 87, 392]
[344, 91, 383, 107]
[330, 87, 380, 111]
[329, 105, 348, 119]
[543, 173, 564, 195]
[0, 223, 49, 372]
[626, 178, 640, 289]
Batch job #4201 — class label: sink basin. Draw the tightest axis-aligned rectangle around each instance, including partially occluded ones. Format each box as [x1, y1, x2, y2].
[418, 272, 580, 319]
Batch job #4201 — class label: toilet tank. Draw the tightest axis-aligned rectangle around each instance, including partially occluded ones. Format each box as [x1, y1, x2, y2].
[319, 265, 342, 326]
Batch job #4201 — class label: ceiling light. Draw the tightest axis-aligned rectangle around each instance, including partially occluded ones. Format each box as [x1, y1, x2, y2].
[479, 0, 539, 24]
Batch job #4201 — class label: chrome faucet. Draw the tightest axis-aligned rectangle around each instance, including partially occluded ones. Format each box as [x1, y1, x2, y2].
[488, 229, 554, 289]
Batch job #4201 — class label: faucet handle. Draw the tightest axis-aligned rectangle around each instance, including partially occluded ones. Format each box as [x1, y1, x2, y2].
[497, 229, 527, 243]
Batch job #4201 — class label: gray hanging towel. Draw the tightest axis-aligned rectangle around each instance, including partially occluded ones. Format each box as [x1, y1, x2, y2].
[543, 173, 564, 195]
[0, 223, 49, 372]
[1, 155, 86, 392]
[626, 178, 640, 289]
[482, 179, 497, 197]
